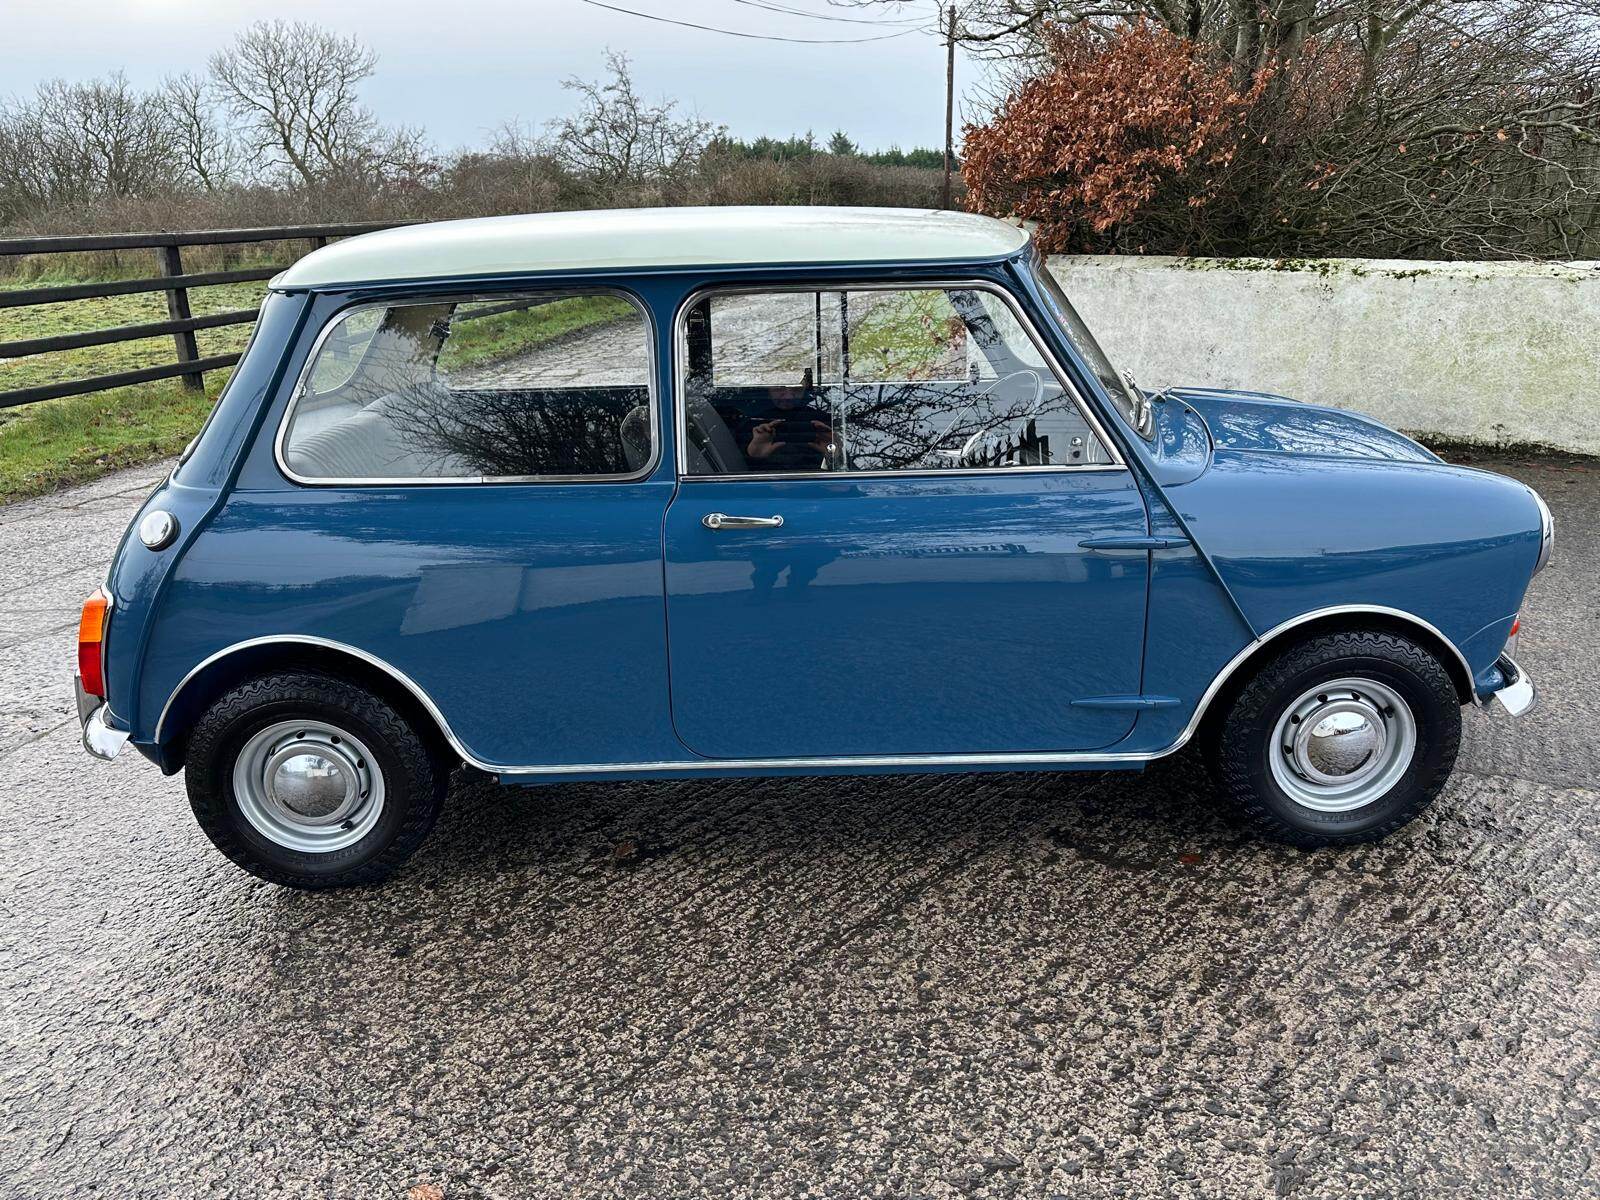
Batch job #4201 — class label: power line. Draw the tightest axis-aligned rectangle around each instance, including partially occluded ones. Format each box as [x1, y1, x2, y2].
[578, 0, 930, 42]
[725, 0, 931, 25]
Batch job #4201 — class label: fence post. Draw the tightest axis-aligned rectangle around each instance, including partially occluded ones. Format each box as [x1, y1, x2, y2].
[157, 242, 204, 392]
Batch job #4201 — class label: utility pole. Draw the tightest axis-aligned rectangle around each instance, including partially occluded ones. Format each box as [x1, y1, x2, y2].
[942, 3, 956, 210]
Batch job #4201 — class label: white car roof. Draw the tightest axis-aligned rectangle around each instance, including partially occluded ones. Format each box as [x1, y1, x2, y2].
[274, 206, 1031, 288]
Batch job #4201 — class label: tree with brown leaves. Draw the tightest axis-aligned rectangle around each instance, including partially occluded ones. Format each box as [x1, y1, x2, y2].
[962, 23, 1268, 252]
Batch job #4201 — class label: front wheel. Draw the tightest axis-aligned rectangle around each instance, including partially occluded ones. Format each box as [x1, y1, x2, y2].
[1210, 631, 1462, 846]
[185, 671, 446, 888]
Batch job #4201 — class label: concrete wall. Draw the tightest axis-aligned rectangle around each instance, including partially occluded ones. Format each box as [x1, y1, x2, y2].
[1046, 255, 1600, 456]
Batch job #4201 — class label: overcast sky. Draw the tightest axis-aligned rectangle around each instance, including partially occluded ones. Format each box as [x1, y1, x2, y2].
[3, 0, 980, 152]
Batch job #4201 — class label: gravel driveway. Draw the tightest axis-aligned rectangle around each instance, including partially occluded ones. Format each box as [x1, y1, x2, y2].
[1, 455, 1595, 1198]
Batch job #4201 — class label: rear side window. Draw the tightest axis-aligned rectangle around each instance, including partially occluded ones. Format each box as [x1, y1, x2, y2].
[279, 290, 653, 482]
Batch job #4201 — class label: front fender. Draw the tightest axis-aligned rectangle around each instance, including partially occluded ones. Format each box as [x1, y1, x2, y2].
[1172, 451, 1543, 681]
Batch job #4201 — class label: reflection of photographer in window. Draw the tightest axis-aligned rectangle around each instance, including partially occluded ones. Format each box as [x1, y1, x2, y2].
[739, 370, 835, 472]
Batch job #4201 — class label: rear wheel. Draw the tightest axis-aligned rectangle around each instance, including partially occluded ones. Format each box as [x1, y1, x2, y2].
[186, 672, 446, 888]
[1210, 631, 1461, 846]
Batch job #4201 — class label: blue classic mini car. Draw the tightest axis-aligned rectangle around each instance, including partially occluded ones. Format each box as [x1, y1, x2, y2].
[74, 207, 1550, 887]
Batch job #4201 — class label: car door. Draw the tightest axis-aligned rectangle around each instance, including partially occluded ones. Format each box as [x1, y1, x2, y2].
[662, 281, 1151, 761]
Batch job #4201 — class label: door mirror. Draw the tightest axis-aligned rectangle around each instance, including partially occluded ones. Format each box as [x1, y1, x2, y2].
[1121, 370, 1154, 438]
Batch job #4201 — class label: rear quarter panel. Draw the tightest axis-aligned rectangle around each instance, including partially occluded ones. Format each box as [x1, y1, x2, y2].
[134, 482, 680, 768]
[102, 291, 313, 736]
[114, 278, 685, 770]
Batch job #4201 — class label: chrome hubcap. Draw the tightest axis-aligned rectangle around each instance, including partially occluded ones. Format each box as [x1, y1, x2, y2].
[233, 720, 384, 852]
[1268, 677, 1416, 813]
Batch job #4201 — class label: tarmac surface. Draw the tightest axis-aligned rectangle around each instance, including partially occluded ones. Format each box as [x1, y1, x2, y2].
[1, 454, 1595, 1198]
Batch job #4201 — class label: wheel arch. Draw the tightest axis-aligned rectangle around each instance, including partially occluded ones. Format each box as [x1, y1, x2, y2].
[1188, 605, 1474, 749]
[152, 637, 468, 774]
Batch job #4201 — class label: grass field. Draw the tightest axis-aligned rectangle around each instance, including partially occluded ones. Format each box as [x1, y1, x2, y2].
[0, 284, 634, 503]
[1, 280, 270, 392]
[0, 276, 266, 502]
[440, 293, 635, 372]
[0, 378, 223, 503]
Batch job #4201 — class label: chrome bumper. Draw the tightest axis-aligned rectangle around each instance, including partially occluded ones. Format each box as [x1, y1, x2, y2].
[75, 674, 129, 761]
[1479, 654, 1536, 717]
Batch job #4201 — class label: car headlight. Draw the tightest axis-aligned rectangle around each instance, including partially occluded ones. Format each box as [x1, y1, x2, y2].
[1530, 487, 1553, 574]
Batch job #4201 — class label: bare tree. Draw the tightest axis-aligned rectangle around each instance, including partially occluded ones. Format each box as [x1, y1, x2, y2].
[544, 51, 719, 192]
[0, 73, 178, 220]
[208, 20, 426, 186]
[861, 0, 1600, 256]
[161, 72, 238, 192]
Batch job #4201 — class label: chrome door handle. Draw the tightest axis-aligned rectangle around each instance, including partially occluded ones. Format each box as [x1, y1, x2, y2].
[702, 512, 784, 530]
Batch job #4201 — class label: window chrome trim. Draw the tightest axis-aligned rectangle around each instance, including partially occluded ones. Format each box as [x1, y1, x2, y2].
[677, 465, 1129, 484]
[670, 278, 1127, 482]
[272, 286, 660, 487]
[1026, 247, 1156, 447]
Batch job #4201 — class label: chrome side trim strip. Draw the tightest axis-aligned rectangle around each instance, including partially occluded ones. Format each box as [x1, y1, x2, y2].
[500, 748, 1159, 776]
[154, 608, 1473, 776]
[154, 635, 1159, 773]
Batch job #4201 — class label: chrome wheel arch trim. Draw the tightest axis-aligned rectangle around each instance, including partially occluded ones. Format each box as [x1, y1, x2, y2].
[153, 635, 486, 765]
[1156, 603, 1475, 760]
[152, 610, 1471, 776]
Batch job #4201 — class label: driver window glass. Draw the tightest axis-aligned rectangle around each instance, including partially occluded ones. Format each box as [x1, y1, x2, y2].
[709, 291, 842, 387]
[680, 285, 1112, 476]
[847, 289, 967, 383]
[280, 290, 653, 482]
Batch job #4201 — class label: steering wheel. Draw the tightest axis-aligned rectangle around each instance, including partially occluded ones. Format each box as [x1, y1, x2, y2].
[932, 369, 1044, 463]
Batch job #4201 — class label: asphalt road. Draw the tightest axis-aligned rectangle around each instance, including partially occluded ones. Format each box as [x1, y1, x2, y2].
[1, 455, 1596, 1198]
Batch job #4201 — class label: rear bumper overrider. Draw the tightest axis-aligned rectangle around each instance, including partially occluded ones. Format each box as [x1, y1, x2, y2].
[75, 673, 130, 761]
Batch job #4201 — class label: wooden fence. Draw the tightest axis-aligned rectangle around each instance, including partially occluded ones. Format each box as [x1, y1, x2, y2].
[0, 222, 408, 410]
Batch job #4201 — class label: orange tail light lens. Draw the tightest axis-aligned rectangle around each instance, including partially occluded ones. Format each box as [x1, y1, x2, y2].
[77, 588, 110, 698]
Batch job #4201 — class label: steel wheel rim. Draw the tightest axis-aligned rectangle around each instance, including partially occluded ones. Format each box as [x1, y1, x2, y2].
[232, 719, 385, 853]
[1268, 676, 1416, 813]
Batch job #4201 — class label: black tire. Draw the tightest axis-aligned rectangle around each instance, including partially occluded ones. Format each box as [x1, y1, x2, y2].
[1210, 631, 1461, 847]
[185, 671, 446, 888]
